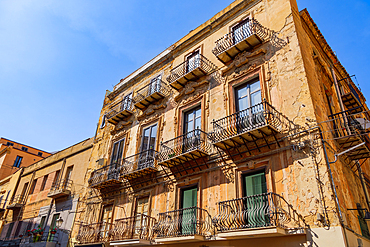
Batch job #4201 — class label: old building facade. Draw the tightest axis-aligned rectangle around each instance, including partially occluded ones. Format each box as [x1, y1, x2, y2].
[70, 0, 370, 247]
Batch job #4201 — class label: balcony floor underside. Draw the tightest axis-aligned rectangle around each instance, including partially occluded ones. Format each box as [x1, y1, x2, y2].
[134, 92, 165, 110]
[170, 67, 207, 91]
[341, 93, 362, 113]
[212, 124, 279, 150]
[159, 148, 209, 168]
[121, 167, 157, 180]
[108, 110, 133, 125]
[336, 135, 370, 160]
[90, 179, 122, 189]
[47, 189, 70, 199]
[110, 239, 151, 246]
[216, 34, 262, 64]
[216, 226, 305, 239]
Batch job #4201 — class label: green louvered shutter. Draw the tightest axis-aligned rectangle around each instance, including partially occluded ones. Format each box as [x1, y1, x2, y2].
[182, 187, 197, 235]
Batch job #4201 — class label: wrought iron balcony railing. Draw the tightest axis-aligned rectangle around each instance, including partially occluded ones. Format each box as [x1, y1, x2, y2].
[88, 164, 123, 189]
[120, 149, 158, 179]
[158, 130, 212, 167]
[47, 179, 72, 198]
[213, 192, 306, 232]
[212, 18, 286, 63]
[339, 79, 363, 113]
[110, 214, 157, 241]
[209, 101, 292, 149]
[106, 97, 133, 125]
[76, 222, 114, 244]
[166, 54, 217, 91]
[154, 207, 214, 238]
[133, 80, 171, 110]
[7, 195, 25, 208]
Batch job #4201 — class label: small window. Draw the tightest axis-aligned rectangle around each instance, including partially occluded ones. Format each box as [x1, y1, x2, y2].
[21, 147, 28, 152]
[39, 216, 47, 229]
[100, 115, 106, 129]
[13, 156, 23, 168]
[6, 142, 13, 146]
[29, 179, 37, 194]
[235, 79, 262, 112]
[40, 175, 48, 191]
[38, 152, 43, 157]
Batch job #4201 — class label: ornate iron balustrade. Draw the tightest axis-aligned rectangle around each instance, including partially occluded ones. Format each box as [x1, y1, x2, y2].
[212, 18, 286, 59]
[76, 222, 114, 244]
[133, 80, 171, 109]
[88, 164, 123, 188]
[110, 214, 156, 241]
[214, 192, 306, 232]
[158, 130, 212, 166]
[49, 179, 72, 193]
[8, 195, 25, 207]
[120, 149, 158, 179]
[209, 101, 292, 146]
[154, 207, 214, 238]
[166, 54, 217, 90]
[106, 96, 133, 125]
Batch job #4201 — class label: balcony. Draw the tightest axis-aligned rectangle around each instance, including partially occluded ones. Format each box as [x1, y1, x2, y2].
[133, 80, 171, 110]
[158, 130, 212, 170]
[76, 222, 113, 245]
[107, 97, 133, 125]
[88, 164, 122, 189]
[166, 55, 217, 91]
[340, 80, 363, 113]
[326, 110, 370, 160]
[213, 192, 306, 239]
[47, 179, 72, 199]
[209, 101, 291, 152]
[7, 195, 25, 209]
[110, 214, 156, 246]
[212, 18, 273, 64]
[154, 207, 213, 243]
[120, 150, 158, 180]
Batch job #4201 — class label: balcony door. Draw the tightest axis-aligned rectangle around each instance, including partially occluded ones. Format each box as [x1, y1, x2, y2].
[122, 93, 132, 111]
[134, 197, 149, 238]
[47, 213, 60, 242]
[232, 18, 251, 45]
[100, 205, 113, 240]
[138, 124, 157, 170]
[110, 139, 125, 178]
[243, 172, 268, 228]
[148, 75, 162, 96]
[64, 166, 73, 188]
[183, 107, 201, 152]
[186, 51, 200, 74]
[181, 187, 197, 235]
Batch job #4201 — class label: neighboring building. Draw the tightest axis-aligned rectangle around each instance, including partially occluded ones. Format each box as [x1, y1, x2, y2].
[69, 0, 370, 247]
[0, 138, 52, 181]
[0, 138, 93, 247]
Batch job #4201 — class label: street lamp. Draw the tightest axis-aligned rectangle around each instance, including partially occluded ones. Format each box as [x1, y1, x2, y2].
[56, 216, 64, 229]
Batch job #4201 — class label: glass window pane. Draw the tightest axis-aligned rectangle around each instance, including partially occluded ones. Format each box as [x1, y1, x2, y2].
[238, 97, 249, 111]
[251, 91, 262, 106]
[237, 86, 248, 100]
[250, 81, 260, 93]
[195, 118, 201, 130]
[195, 108, 201, 118]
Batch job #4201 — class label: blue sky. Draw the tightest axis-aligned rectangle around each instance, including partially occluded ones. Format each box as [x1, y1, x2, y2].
[0, 0, 369, 152]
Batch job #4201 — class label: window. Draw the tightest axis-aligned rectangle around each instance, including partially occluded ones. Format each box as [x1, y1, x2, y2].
[135, 197, 149, 236]
[243, 171, 267, 197]
[21, 147, 28, 152]
[186, 50, 200, 74]
[148, 75, 162, 96]
[64, 166, 73, 182]
[183, 107, 202, 152]
[100, 205, 113, 239]
[6, 142, 13, 146]
[232, 18, 251, 44]
[122, 93, 133, 111]
[38, 152, 43, 157]
[13, 156, 23, 168]
[52, 170, 60, 187]
[235, 79, 261, 112]
[100, 115, 106, 129]
[180, 186, 198, 235]
[357, 203, 370, 239]
[29, 179, 37, 194]
[39, 216, 47, 229]
[40, 175, 48, 191]
[110, 139, 125, 165]
[47, 213, 60, 242]
[6, 222, 14, 238]
[20, 183, 28, 200]
[138, 124, 157, 170]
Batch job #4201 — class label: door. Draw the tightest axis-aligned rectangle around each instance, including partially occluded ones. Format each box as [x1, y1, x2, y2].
[134, 197, 149, 238]
[148, 75, 162, 96]
[138, 124, 157, 170]
[110, 139, 125, 178]
[243, 172, 267, 228]
[47, 213, 60, 242]
[183, 107, 202, 152]
[186, 51, 200, 74]
[232, 18, 251, 44]
[20, 183, 28, 203]
[100, 205, 113, 241]
[122, 93, 132, 111]
[64, 166, 73, 188]
[181, 187, 197, 235]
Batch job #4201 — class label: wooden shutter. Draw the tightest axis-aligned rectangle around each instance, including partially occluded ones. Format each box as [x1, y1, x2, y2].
[244, 172, 267, 197]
